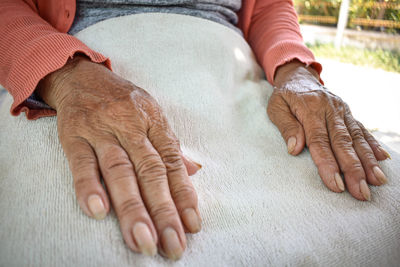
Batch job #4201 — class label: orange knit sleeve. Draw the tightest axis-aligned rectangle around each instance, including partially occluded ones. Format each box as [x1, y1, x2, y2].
[0, 0, 111, 120]
[246, 0, 323, 85]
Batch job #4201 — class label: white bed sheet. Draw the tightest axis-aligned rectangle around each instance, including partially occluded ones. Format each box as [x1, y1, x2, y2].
[0, 13, 399, 266]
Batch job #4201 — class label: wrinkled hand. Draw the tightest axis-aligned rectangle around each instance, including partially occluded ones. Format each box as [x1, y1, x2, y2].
[267, 60, 390, 201]
[37, 55, 202, 260]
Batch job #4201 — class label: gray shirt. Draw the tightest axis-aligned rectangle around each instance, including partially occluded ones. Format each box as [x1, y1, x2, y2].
[69, 0, 242, 35]
[29, 0, 242, 108]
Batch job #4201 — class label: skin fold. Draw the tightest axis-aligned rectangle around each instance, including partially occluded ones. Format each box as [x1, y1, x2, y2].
[37, 55, 202, 260]
[270, 60, 389, 201]
[37, 55, 389, 260]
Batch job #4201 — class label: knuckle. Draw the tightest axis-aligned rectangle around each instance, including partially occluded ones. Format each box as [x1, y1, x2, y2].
[102, 149, 132, 175]
[117, 197, 143, 218]
[315, 89, 330, 101]
[328, 102, 345, 116]
[332, 94, 344, 105]
[158, 145, 182, 170]
[70, 153, 96, 172]
[369, 138, 380, 148]
[307, 131, 330, 149]
[317, 91, 345, 113]
[355, 146, 377, 164]
[129, 137, 147, 150]
[149, 202, 176, 220]
[360, 128, 378, 145]
[363, 132, 377, 143]
[158, 137, 179, 152]
[331, 128, 353, 147]
[315, 160, 336, 172]
[127, 90, 160, 116]
[349, 127, 364, 142]
[136, 154, 167, 179]
[325, 109, 336, 120]
[163, 155, 182, 172]
[341, 160, 363, 174]
[342, 101, 350, 110]
[363, 152, 377, 165]
[139, 174, 166, 189]
[131, 85, 153, 101]
[104, 157, 132, 172]
[357, 121, 367, 131]
[172, 183, 197, 203]
[107, 174, 133, 186]
[173, 136, 181, 148]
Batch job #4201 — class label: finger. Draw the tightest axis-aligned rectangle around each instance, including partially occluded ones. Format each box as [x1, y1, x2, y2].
[325, 114, 370, 201]
[60, 136, 110, 220]
[357, 121, 391, 161]
[303, 116, 345, 193]
[345, 117, 388, 186]
[119, 134, 186, 261]
[181, 153, 202, 176]
[267, 94, 305, 155]
[149, 121, 202, 234]
[95, 140, 157, 256]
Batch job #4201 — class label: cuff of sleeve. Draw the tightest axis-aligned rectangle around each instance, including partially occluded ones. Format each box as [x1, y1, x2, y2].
[8, 33, 111, 120]
[262, 40, 323, 85]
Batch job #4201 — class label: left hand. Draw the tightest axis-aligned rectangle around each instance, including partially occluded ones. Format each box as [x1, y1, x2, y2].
[267, 60, 390, 201]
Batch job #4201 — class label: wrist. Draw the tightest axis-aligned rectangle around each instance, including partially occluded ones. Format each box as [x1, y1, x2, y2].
[36, 55, 90, 109]
[274, 59, 320, 89]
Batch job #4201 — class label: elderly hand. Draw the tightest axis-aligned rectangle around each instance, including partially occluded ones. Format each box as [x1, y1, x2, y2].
[37, 55, 202, 260]
[267, 60, 390, 201]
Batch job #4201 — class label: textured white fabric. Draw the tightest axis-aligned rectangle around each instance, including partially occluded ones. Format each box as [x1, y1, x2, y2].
[1, 13, 399, 266]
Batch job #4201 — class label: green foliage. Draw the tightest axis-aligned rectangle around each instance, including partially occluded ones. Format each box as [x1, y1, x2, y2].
[294, 0, 341, 17]
[307, 42, 400, 73]
[294, 0, 400, 33]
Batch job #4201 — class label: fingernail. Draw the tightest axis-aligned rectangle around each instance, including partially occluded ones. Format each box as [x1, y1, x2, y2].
[334, 173, 345, 192]
[88, 194, 106, 220]
[182, 208, 202, 233]
[373, 166, 388, 185]
[380, 147, 392, 160]
[132, 222, 157, 256]
[287, 137, 297, 154]
[187, 156, 202, 169]
[359, 180, 371, 201]
[161, 227, 183, 261]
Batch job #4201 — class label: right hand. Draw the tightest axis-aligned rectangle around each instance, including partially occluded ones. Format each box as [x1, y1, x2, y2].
[37, 55, 202, 260]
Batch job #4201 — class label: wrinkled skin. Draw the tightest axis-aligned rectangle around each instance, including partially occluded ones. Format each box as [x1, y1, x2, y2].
[269, 60, 389, 201]
[37, 55, 389, 260]
[37, 56, 202, 260]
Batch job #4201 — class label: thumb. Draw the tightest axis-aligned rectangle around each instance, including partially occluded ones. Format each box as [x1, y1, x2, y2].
[180, 153, 202, 176]
[267, 94, 305, 155]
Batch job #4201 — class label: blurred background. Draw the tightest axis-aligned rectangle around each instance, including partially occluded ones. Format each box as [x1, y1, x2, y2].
[294, 0, 400, 153]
